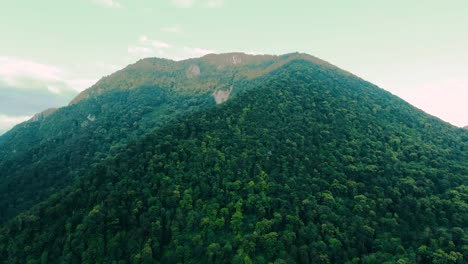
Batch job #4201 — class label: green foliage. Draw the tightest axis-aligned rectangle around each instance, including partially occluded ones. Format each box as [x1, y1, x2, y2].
[0, 59, 467, 263]
[0, 86, 214, 223]
[0, 53, 311, 224]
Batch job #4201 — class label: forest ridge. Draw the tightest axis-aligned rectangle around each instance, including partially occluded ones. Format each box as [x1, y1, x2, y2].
[0, 54, 466, 263]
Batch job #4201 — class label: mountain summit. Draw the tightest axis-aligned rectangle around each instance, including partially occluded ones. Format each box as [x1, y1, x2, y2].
[0, 53, 466, 263]
[70, 52, 343, 104]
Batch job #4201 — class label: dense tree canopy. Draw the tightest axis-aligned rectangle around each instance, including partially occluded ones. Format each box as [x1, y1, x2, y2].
[0, 53, 318, 224]
[0, 86, 215, 223]
[0, 59, 466, 263]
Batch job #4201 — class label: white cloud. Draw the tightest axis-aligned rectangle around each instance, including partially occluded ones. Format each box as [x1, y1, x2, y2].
[94, 0, 122, 8]
[139, 35, 149, 42]
[0, 114, 31, 135]
[171, 0, 224, 8]
[152, 40, 172, 49]
[395, 78, 468, 127]
[172, 0, 194, 8]
[0, 57, 104, 134]
[0, 57, 96, 93]
[128, 36, 216, 61]
[183, 47, 216, 57]
[128, 37, 173, 57]
[47, 85, 62, 95]
[138, 36, 171, 48]
[0, 57, 63, 86]
[160, 25, 183, 33]
[206, 0, 223, 8]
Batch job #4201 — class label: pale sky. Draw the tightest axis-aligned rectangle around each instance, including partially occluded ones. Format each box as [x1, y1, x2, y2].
[1, 0, 467, 134]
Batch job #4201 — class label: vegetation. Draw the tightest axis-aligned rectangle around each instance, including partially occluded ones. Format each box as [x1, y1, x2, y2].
[0, 59, 466, 263]
[0, 53, 336, 224]
[0, 86, 214, 223]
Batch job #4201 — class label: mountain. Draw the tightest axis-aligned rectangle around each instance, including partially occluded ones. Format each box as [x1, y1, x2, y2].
[0, 53, 333, 223]
[0, 56, 466, 263]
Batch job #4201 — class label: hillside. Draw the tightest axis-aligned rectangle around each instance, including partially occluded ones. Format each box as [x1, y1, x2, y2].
[70, 53, 340, 104]
[0, 59, 466, 263]
[0, 53, 337, 224]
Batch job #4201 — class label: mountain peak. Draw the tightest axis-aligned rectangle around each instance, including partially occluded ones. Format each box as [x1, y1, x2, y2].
[70, 52, 292, 104]
[70, 52, 350, 105]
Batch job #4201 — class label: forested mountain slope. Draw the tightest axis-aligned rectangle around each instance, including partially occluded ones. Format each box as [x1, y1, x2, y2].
[0, 53, 323, 223]
[1, 59, 466, 263]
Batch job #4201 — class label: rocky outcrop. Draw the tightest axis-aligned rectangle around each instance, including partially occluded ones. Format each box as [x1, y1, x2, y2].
[186, 64, 201, 78]
[213, 85, 233, 104]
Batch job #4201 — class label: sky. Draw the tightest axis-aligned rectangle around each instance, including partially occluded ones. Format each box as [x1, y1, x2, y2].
[0, 0, 467, 134]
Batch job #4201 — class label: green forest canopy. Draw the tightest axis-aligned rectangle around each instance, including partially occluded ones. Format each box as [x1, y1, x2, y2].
[0, 59, 466, 263]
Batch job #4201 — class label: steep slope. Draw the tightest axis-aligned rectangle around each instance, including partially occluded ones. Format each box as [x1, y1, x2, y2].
[1, 60, 466, 263]
[70, 52, 340, 104]
[0, 53, 337, 224]
[0, 87, 214, 222]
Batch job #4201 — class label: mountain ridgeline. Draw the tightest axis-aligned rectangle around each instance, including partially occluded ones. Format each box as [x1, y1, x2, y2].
[0, 54, 467, 263]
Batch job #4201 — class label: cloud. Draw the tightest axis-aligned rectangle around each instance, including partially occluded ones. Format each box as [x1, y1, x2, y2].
[182, 47, 216, 57]
[0, 57, 99, 134]
[170, 0, 224, 8]
[138, 36, 171, 48]
[94, 0, 122, 8]
[152, 40, 172, 49]
[172, 0, 194, 8]
[396, 79, 468, 127]
[128, 36, 173, 57]
[139, 35, 149, 42]
[206, 0, 223, 8]
[160, 25, 183, 33]
[0, 57, 63, 86]
[0, 57, 96, 93]
[0, 114, 31, 135]
[128, 36, 216, 60]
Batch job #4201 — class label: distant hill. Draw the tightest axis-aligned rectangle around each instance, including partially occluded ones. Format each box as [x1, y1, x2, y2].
[0, 55, 466, 263]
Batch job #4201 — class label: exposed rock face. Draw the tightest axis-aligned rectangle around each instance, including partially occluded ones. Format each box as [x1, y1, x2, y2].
[232, 55, 242, 65]
[213, 86, 233, 104]
[186, 64, 201, 78]
[87, 114, 96, 122]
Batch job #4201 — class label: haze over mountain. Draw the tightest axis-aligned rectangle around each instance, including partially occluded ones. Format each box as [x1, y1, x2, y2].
[0, 53, 466, 263]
